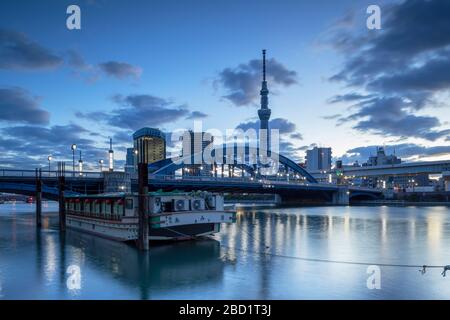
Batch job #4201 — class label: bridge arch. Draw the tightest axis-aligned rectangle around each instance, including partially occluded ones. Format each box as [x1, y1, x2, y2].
[349, 191, 381, 201]
[149, 145, 318, 183]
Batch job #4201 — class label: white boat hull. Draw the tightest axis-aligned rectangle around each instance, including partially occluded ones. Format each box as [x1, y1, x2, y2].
[66, 210, 234, 241]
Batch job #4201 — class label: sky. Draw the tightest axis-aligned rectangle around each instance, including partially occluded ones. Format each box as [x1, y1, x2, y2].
[0, 0, 449, 170]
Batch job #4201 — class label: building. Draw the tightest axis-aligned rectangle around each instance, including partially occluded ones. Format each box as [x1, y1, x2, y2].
[258, 49, 271, 149]
[306, 147, 332, 172]
[133, 127, 166, 166]
[363, 147, 401, 166]
[125, 147, 135, 173]
[180, 130, 214, 176]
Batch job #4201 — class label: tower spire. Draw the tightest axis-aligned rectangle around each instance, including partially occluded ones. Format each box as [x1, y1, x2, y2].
[258, 49, 271, 154]
[262, 49, 266, 81]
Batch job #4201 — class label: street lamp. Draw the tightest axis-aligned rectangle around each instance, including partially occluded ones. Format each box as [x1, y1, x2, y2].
[99, 159, 104, 172]
[134, 149, 138, 172]
[47, 155, 52, 172]
[71, 144, 77, 176]
[108, 137, 114, 172]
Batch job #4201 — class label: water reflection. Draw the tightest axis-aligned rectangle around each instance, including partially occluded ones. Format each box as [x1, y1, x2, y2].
[1, 204, 450, 299]
[64, 230, 224, 299]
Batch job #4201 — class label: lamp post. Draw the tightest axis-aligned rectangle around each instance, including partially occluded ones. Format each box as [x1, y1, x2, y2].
[134, 149, 138, 173]
[99, 159, 104, 172]
[71, 144, 77, 176]
[108, 137, 114, 172]
[47, 155, 52, 172]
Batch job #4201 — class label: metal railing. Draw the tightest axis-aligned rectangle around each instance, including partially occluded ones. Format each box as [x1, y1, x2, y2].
[0, 169, 103, 179]
[0, 168, 383, 192]
[148, 174, 329, 187]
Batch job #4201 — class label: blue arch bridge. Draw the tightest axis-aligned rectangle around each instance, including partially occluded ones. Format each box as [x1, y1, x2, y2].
[0, 147, 382, 205]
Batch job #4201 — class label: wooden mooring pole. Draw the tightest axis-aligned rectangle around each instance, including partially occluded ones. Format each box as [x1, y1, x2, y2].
[137, 162, 149, 251]
[58, 162, 66, 232]
[35, 168, 42, 228]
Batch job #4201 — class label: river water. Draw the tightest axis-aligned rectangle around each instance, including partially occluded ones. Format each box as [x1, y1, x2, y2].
[0, 203, 450, 299]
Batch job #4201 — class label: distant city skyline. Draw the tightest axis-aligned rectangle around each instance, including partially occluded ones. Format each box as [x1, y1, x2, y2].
[0, 0, 449, 170]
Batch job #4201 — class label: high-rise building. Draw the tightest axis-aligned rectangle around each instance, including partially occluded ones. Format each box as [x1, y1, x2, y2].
[125, 147, 135, 173]
[133, 127, 166, 165]
[258, 49, 271, 150]
[180, 130, 214, 176]
[306, 147, 332, 172]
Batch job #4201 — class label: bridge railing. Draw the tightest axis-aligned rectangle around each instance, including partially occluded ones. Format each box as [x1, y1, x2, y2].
[0, 169, 103, 179]
[147, 175, 386, 192]
[148, 174, 323, 186]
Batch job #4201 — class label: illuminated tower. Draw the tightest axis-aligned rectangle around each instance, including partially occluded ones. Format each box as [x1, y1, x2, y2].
[258, 49, 271, 149]
[108, 137, 114, 172]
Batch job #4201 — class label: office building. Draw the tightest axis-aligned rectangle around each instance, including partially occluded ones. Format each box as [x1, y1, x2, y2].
[133, 127, 166, 165]
[125, 147, 135, 173]
[306, 147, 332, 172]
[180, 130, 214, 176]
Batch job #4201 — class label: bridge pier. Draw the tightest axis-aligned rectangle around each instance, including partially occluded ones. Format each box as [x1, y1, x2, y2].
[138, 163, 149, 251]
[443, 171, 450, 192]
[35, 168, 42, 228]
[332, 186, 350, 205]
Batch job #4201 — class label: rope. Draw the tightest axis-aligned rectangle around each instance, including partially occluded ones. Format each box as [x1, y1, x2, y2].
[162, 226, 195, 239]
[219, 244, 450, 276]
[161, 227, 450, 276]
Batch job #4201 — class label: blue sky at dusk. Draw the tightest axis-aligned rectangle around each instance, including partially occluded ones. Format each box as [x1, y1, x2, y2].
[1, 0, 449, 169]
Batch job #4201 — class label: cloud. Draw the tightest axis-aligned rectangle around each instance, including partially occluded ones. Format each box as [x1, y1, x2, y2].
[324, 0, 450, 141]
[0, 87, 50, 125]
[321, 114, 341, 120]
[279, 140, 306, 161]
[0, 29, 62, 70]
[2, 124, 92, 147]
[367, 54, 450, 93]
[327, 93, 375, 104]
[67, 49, 90, 70]
[215, 58, 297, 106]
[186, 111, 208, 120]
[98, 61, 142, 80]
[112, 130, 133, 145]
[0, 123, 113, 169]
[338, 96, 450, 141]
[66, 50, 143, 82]
[236, 117, 299, 135]
[289, 132, 303, 140]
[235, 117, 304, 159]
[76, 94, 192, 130]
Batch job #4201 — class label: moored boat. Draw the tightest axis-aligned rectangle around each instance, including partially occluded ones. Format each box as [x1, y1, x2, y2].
[64, 191, 235, 241]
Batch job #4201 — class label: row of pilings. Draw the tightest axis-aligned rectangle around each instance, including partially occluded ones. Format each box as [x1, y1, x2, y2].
[34, 162, 150, 251]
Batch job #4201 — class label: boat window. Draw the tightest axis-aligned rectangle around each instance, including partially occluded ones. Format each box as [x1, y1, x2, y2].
[126, 199, 133, 209]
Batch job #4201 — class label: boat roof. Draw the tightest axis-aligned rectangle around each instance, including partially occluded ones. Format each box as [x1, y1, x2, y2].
[65, 190, 209, 199]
